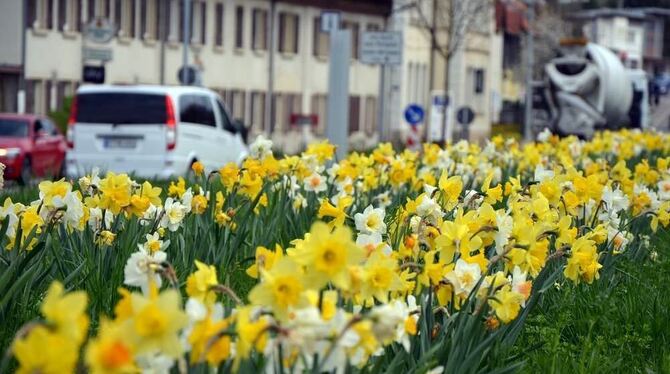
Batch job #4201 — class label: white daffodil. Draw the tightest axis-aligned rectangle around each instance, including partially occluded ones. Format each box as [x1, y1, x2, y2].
[123, 248, 167, 295]
[536, 127, 552, 142]
[304, 172, 327, 193]
[161, 198, 187, 232]
[354, 205, 386, 235]
[510, 266, 532, 306]
[494, 210, 513, 255]
[140, 232, 170, 253]
[356, 232, 392, 256]
[534, 165, 554, 183]
[657, 179, 670, 201]
[249, 134, 274, 159]
[445, 259, 482, 297]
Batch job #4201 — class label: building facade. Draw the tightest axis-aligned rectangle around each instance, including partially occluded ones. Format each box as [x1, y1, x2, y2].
[2, 0, 505, 145]
[8, 0, 390, 139]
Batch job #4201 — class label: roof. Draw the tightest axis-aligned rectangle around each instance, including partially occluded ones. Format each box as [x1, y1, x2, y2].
[77, 84, 216, 96]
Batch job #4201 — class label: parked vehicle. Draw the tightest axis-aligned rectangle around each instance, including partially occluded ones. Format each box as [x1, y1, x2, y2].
[0, 113, 67, 185]
[65, 85, 249, 179]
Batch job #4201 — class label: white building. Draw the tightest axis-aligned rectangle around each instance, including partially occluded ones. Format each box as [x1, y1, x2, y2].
[1, 0, 503, 145]
[574, 8, 647, 69]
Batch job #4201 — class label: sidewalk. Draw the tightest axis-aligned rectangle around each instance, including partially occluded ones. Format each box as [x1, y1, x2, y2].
[651, 95, 670, 131]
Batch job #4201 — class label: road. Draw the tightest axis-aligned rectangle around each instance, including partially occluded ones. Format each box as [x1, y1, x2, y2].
[651, 95, 670, 131]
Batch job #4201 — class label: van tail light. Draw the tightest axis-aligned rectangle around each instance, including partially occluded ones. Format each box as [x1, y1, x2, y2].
[66, 96, 77, 148]
[165, 95, 177, 150]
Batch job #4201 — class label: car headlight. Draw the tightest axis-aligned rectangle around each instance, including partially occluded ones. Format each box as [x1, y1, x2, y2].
[0, 148, 21, 159]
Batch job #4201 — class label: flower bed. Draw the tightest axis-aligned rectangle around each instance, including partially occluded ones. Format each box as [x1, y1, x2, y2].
[1, 130, 669, 373]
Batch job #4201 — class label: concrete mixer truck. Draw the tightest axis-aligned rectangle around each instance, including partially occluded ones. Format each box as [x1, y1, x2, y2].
[532, 40, 649, 139]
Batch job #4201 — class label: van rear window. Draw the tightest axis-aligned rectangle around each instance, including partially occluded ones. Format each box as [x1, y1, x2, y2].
[76, 93, 167, 124]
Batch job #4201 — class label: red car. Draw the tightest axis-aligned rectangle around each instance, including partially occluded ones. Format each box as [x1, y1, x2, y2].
[0, 113, 67, 185]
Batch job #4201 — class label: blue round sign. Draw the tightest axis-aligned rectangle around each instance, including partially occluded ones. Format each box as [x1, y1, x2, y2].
[404, 104, 425, 126]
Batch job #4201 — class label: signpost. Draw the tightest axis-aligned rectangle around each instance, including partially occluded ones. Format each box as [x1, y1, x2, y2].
[428, 92, 449, 142]
[360, 32, 403, 66]
[456, 106, 475, 141]
[359, 31, 403, 141]
[404, 104, 424, 126]
[82, 66, 105, 84]
[84, 18, 116, 44]
[326, 29, 351, 160]
[457, 107, 475, 125]
[83, 47, 113, 62]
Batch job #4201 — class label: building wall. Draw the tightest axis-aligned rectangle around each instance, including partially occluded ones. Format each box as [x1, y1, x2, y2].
[585, 16, 645, 68]
[0, 1, 23, 67]
[21, 0, 384, 137]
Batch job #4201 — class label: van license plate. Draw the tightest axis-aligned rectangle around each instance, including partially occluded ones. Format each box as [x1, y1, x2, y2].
[104, 138, 136, 149]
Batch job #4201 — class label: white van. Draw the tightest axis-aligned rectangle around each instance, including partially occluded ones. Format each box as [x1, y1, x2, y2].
[65, 85, 249, 179]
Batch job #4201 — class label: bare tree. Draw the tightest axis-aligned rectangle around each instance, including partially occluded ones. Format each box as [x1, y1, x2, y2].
[409, 0, 492, 141]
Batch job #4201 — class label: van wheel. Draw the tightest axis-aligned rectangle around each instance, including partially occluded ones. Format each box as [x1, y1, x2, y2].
[18, 158, 32, 186]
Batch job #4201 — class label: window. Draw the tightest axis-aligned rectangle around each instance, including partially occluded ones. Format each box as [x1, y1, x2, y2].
[310, 94, 327, 135]
[627, 29, 636, 44]
[115, 0, 136, 38]
[223, 90, 246, 120]
[252, 8, 268, 50]
[342, 21, 359, 60]
[0, 119, 29, 138]
[366, 23, 381, 31]
[179, 95, 216, 127]
[474, 69, 485, 94]
[75, 93, 167, 124]
[278, 12, 299, 54]
[192, 0, 206, 45]
[87, 0, 95, 21]
[249, 92, 266, 132]
[349, 96, 360, 133]
[313, 17, 329, 58]
[140, 0, 158, 40]
[271, 93, 301, 132]
[58, 0, 67, 31]
[365, 96, 377, 134]
[214, 2, 224, 47]
[28, 0, 52, 29]
[235, 6, 244, 49]
[36, 118, 58, 136]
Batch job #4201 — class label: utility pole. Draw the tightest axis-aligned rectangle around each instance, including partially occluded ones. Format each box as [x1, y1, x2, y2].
[181, 0, 191, 85]
[523, 0, 535, 142]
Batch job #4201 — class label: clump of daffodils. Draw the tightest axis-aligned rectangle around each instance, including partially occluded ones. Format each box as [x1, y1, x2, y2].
[7, 129, 670, 372]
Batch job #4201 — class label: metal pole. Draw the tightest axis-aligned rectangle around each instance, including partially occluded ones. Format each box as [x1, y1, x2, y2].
[18, 0, 27, 113]
[181, 0, 191, 85]
[523, 0, 535, 142]
[377, 65, 386, 141]
[159, 0, 167, 85]
[265, 0, 276, 135]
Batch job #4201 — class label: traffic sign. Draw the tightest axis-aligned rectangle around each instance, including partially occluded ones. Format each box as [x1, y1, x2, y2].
[457, 106, 475, 125]
[83, 47, 113, 62]
[82, 66, 105, 84]
[360, 31, 402, 66]
[84, 18, 115, 44]
[177, 65, 198, 85]
[320, 11, 341, 32]
[404, 104, 425, 126]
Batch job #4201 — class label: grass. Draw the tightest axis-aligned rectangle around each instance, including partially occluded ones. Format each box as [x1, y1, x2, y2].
[514, 232, 670, 373]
